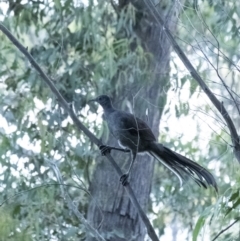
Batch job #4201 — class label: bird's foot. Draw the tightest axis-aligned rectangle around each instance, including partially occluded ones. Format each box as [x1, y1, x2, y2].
[120, 174, 129, 186]
[99, 145, 111, 156]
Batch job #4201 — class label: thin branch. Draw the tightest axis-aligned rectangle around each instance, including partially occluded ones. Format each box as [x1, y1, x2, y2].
[0, 23, 159, 241]
[193, 33, 240, 117]
[137, 0, 240, 162]
[212, 217, 240, 241]
[50, 161, 106, 241]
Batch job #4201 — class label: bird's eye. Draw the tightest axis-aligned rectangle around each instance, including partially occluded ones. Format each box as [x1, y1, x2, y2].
[99, 96, 102, 101]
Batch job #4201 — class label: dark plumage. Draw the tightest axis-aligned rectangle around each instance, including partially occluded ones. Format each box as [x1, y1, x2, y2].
[90, 95, 217, 191]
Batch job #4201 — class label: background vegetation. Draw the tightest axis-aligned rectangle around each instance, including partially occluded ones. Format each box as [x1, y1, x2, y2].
[0, 0, 239, 240]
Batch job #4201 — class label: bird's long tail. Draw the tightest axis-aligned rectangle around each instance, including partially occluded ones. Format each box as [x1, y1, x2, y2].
[148, 142, 218, 192]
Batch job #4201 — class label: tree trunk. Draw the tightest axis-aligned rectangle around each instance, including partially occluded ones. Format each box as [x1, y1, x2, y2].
[87, 2, 183, 240]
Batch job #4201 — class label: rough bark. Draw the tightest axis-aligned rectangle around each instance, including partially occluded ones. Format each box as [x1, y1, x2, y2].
[87, 2, 183, 240]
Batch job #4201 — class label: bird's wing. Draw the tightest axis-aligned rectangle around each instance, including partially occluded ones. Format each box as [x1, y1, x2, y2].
[119, 111, 156, 141]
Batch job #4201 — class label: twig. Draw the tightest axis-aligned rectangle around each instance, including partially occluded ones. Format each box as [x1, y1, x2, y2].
[212, 217, 240, 241]
[136, 0, 240, 163]
[0, 23, 159, 241]
[50, 161, 106, 241]
[0, 183, 87, 207]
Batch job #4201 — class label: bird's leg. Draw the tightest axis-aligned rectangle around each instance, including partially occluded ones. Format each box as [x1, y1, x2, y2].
[99, 145, 130, 156]
[120, 151, 136, 186]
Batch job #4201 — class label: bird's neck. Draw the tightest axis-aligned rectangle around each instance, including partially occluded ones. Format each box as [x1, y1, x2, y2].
[102, 103, 116, 115]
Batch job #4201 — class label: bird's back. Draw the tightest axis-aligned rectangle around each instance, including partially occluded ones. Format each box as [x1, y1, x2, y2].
[105, 109, 156, 152]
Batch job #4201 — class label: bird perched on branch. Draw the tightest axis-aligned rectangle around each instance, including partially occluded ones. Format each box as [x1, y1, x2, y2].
[89, 95, 217, 191]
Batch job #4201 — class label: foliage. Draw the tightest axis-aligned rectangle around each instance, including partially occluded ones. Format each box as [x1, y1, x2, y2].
[0, 0, 239, 240]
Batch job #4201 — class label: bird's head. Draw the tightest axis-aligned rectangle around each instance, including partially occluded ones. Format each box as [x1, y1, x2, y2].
[89, 95, 113, 109]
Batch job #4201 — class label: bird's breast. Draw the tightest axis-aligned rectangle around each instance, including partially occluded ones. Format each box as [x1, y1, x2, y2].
[105, 113, 127, 140]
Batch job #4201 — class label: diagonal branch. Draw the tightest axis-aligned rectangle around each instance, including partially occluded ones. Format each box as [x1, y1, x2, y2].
[0, 23, 159, 241]
[135, 0, 240, 162]
[212, 217, 240, 241]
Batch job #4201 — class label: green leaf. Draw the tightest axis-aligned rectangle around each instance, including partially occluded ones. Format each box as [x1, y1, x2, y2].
[180, 76, 188, 87]
[229, 190, 239, 202]
[193, 216, 206, 241]
[225, 197, 240, 216]
[54, 0, 62, 10]
[190, 79, 198, 97]
[38, 118, 47, 138]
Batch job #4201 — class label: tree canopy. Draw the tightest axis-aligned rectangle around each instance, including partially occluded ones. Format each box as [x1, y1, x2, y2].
[0, 0, 240, 240]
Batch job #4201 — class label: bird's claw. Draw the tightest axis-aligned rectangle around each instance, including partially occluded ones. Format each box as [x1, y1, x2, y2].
[120, 174, 129, 186]
[99, 145, 111, 156]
